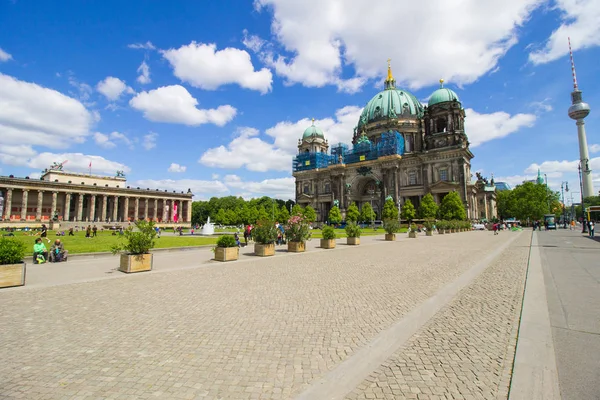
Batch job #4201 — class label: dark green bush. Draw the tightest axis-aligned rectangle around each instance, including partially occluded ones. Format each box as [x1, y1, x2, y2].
[344, 222, 361, 238]
[252, 220, 278, 244]
[321, 226, 336, 240]
[216, 235, 237, 248]
[111, 221, 156, 255]
[383, 219, 399, 234]
[0, 238, 27, 265]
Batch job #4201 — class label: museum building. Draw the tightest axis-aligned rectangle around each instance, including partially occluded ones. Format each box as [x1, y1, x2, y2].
[292, 62, 497, 222]
[0, 164, 193, 227]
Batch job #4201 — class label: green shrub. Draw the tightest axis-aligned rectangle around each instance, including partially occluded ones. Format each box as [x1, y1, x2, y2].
[422, 219, 434, 231]
[410, 223, 418, 232]
[322, 226, 337, 240]
[383, 219, 399, 234]
[345, 222, 361, 238]
[0, 238, 27, 265]
[111, 221, 156, 255]
[252, 219, 278, 244]
[216, 235, 238, 248]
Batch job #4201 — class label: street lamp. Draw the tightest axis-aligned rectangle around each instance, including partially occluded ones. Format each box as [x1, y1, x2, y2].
[561, 181, 569, 228]
[544, 174, 550, 210]
[578, 161, 588, 233]
[368, 187, 375, 228]
[571, 191, 580, 226]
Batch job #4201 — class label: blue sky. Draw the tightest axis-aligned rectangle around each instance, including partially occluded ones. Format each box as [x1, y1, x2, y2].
[1, 0, 599, 203]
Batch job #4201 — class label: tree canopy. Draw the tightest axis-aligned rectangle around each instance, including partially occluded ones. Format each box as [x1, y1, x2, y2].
[346, 202, 360, 222]
[439, 191, 466, 220]
[360, 202, 376, 223]
[191, 196, 295, 226]
[497, 182, 560, 221]
[417, 193, 438, 219]
[400, 199, 416, 222]
[303, 205, 317, 223]
[328, 206, 342, 225]
[381, 198, 399, 220]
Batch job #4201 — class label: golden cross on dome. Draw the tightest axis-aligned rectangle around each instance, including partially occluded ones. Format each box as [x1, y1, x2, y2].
[311, 118, 315, 125]
[386, 58, 394, 81]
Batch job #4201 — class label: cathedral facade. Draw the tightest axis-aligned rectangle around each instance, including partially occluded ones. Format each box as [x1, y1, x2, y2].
[292, 64, 497, 222]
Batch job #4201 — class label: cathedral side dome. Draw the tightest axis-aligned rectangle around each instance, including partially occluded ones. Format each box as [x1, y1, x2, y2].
[357, 61, 424, 129]
[302, 119, 325, 140]
[428, 79, 460, 106]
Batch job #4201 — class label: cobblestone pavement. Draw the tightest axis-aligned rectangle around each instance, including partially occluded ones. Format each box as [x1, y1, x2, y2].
[0, 231, 523, 399]
[346, 231, 531, 400]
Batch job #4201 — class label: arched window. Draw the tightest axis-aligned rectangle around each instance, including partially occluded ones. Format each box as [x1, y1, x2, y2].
[437, 117, 447, 133]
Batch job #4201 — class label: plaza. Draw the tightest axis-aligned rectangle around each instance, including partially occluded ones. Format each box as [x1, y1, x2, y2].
[3, 229, 595, 399]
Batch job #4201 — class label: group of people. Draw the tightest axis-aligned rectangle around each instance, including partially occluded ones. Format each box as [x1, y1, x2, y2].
[33, 238, 68, 264]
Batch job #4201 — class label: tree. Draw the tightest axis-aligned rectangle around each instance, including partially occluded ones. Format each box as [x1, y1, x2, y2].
[511, 182, 559, 222]
[291, 204, 304, 217]
[417, 193, 438, 219]
[400, 199, 416, 222]
[303, 205, 317, 223]
[360, 202, 376, 224]
[381, 198, 399, 220]
[346, 202, 360, 222]
[214, 208, 229, 225]
[278, 205, 290, 223]
[256, 206, 269, 222]
[328, 206, 342, 225]
[496, 190, 516, 220]
[439, 191, 466, 220]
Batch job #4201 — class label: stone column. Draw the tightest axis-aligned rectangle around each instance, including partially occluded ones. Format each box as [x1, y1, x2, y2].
[393, 168, 399, 202]
[177, 200, 182, 222]
[123, 197, 129, 221]
[162, 199, 168, 222]
[21, 190, 29, 221]
[144, 198, 149, 220]
[187, 200, 192, 223]
[36, 191, 43, 221]
[64, 193, 71, 221]
[51, 192, 58, 220]
[101, 195, 108, 221]
[77, 194, 84, 221]
[4, 188, 12, 220]
[153, 199, 158, 221]
[134, 198, 139, 221]
[89, 194, 96, 222]
[112, 196, 119, 221]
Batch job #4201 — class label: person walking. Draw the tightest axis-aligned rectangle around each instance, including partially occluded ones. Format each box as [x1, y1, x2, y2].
[85, 225, 92, 238]
[92, 225, 97, 237]
[589, 220, 595, 238]
[492, 223, 499, 235]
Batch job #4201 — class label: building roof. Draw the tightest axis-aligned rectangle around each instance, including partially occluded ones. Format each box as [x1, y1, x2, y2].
[428, 79, 460, 106]
[302, 119, 324, 140]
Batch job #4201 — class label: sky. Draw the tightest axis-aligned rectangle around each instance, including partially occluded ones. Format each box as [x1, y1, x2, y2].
[1, 0, 599, 204]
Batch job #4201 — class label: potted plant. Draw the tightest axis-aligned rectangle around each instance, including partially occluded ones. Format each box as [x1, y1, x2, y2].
[285, 215, 311, 252]
[345, 222, 361, 245]
[320, 226, 337, 249]
[111, 221, 156, 273]
[0, 238, 27, 288]
[423, 219, 434, 236]
[383, 219, 399, 241]
[408, 223, 418, 238]
[252, 219, 277, 257]
[214, 235, 239, 262]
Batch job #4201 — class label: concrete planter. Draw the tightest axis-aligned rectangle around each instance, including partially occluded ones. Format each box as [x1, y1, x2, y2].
[439, 229, 445, 234]
[214, 247, 239, 262]
[288, 241, 305, 253]
[408, 231, 418, 239]
[0, 262, 26, 288]
[320, 239, 336, 249]
[254, 243, 275, 257]
[426, 231, 433, 236]
[385, 233, 396, 241]
[347, 237, 360, 245]
[119, 253, 153, 273]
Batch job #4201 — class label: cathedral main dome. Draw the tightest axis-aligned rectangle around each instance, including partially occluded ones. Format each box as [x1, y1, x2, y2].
[357, 62, 424, 129]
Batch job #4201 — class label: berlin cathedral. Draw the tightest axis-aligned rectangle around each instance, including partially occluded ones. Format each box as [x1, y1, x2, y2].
[292, 62, 497, 222]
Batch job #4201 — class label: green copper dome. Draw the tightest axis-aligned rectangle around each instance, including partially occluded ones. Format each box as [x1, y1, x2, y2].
[428, 79, 460, 106]
[302, 119, 324, 140]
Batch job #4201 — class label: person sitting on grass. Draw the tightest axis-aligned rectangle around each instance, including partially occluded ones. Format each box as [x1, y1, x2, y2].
[33, 238, 48, 264]
[49, 239, 68, 262]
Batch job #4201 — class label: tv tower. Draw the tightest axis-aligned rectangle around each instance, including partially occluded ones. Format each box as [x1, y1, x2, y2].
[567, 38, 594, 198]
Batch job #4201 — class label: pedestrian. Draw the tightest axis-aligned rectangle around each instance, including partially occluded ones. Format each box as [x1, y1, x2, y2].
[85, 225, 91, 238]
[492, 223, 499, 235]
[40, 224, 50, 243]
[234, 232, 241, 247]
[589, 220, 595, 238]
[243, 228, 248, 245]
[92, 225, 97, 237]
[68, 227, 74, 236]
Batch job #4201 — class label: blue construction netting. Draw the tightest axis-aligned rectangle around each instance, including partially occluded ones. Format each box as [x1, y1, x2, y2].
[293, 131, 405, 172]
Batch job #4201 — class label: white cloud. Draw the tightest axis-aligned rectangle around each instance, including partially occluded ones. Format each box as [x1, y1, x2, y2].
[242, 29, 267, 53]
[223, 175, 295, 200]
[255, 0, 544, 90]
[464, 108, 536, 147]
[129, 85, 237, 126]
[96, 77, 135, 101]
[589, 144, 600, 154]
[93, 131, 134, 149]
[529, 98, 553, 113]
[137, 61, 151, 84]
[162, 42, 273, 93]
[0, 48, 12, 62]
[143, 132, 158, 150]
[199, 127, 290, 172]
[168, 163, 187, 173]
[131, 179, 229, 199]
[211, 173, 220, 179]
[68, 75, 93, 103]
[0, 73, 94, 148]
[128, 41, 156, 50]
[529, 0, 600, 64]
[93, 132, 116, 149]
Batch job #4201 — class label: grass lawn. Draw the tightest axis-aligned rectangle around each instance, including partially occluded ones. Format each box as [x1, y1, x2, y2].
[8, 231, 218, 255]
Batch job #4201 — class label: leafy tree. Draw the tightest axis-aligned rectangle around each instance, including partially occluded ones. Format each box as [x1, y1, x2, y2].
[417, 193, 438, 219]
[400, 199, 416, 222]
[214, 208, 229, 225]
[574, 195, 600, 220]
[346, 202, 360, 222]
[512, 182, 559, 221]
[303, 205, 317, 223]
[328, 206, 342, 225]
[496, 190, 516, 220]
[256, 206, 269, 222]
[360, 202, 376, 224]
[439, 191, 466, 220]
[278, 205, 290, 223]
[291, 204, 304, 217]
[381, 198, 399, 220]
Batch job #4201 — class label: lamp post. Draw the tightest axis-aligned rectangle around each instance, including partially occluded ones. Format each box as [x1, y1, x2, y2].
[578, 162, 588, 233]
[571, 191, 579, 226]
[368, 188, 375, 228]
[561, 181, 569, 228]
[544, 174, 550, 210]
